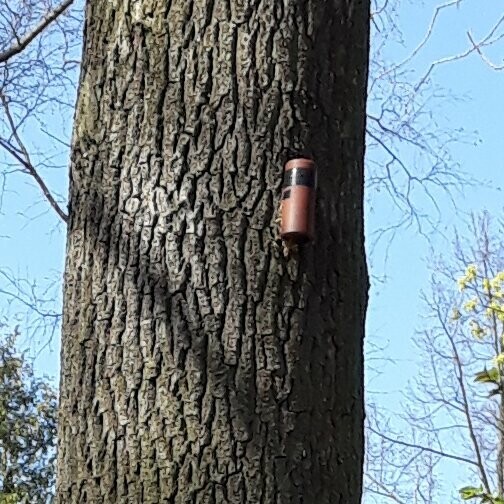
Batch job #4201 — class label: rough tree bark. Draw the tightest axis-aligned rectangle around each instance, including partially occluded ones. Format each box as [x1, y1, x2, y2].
[56, 0, 370, 502]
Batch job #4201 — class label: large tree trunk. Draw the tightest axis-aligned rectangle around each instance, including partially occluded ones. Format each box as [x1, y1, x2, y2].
[56, 0, 369, 502]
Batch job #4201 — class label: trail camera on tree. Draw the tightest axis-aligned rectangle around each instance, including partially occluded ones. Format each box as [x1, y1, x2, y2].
[56, 1, 370, 503]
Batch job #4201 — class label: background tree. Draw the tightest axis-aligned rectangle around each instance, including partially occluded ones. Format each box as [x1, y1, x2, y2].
[0, 325, 57, 504]
[365, 212, 504, 503]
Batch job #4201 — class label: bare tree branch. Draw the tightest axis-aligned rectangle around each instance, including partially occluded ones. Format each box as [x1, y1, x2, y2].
[0, 0, 74, 64]
[376, 0, 463, 82]
[369, 426, 479, 467]
[0, 92, 68, 222]
[366, 474, 409, 504]
[441, 312, 492, 494]
[467, 30, 504, 71]
[415, 13, 504, 91]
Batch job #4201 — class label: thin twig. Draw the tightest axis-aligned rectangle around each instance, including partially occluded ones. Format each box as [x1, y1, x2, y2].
[377, 0, 463, 81]
[0, 93, 68, 222]
[0, 0, 74, 64]
[369, 426, 480, 467]
[415, 13, 504, 90]
[366, 474, 409, 504]
[440, 312, 493, 494]
[467, 31, 504, 70]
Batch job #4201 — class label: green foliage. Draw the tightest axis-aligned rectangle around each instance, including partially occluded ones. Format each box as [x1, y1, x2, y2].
[0, 329, 57, 503]
[456, 265, 504, 503]
[459, 486, 504, 503]
[0, 494, 20, 504]
[474, 367, 500, 385]
[460, 486, 485, 500]
[459, 485, 504, 504]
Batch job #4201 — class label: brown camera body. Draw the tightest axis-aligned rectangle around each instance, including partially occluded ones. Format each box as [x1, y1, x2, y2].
[280, 158, 317, 244]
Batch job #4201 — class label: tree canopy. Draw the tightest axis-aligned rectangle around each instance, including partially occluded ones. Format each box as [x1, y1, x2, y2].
[0, 328, 57, 504]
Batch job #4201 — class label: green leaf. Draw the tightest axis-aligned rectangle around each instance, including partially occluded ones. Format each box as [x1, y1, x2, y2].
[474, 367, 500, 385]
[459, 486, 484, 500]
[0, 493, 20, 504]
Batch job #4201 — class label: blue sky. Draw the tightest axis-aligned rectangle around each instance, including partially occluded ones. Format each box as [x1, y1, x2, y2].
[0, 0, 502, 501]
[367, 0, 503, 401]
[364, 1, 504, 499]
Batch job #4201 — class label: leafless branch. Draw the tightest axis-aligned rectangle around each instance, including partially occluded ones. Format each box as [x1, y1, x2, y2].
[0, 92, 68, 222]
[377, 0, 463, 82]
[440, 312, 492, 493]
[415, 13, 504, 91]
[0, 0, 74, 64]
[369, 426, 479, 467]
[467, 31, 504, 71]
[366, 474, 409, 504]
